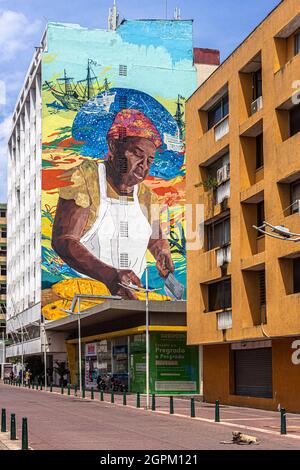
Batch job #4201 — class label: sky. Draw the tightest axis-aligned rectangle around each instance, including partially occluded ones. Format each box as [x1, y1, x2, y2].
[0, 0, 281, 201]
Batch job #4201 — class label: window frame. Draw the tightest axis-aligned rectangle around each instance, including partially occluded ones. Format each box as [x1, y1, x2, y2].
[256, 133, 264, 170]
[207, 94, 229, 130]
[295, 31, 300, 56]
[291, 179, 300, 214]
[207, 216, 231, 251]
[208, 278, 232, 312]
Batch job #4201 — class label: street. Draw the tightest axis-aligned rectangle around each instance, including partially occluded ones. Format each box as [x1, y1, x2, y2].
[0, 384, 300, 450]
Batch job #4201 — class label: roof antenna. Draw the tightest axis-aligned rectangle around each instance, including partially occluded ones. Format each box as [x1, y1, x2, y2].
[108, 0, 119, 31]
[174, 6, 181, 20]
[165, 0, 168, 19]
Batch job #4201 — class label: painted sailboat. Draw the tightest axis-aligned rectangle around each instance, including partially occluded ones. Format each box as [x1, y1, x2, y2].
[44, 59, 112, 111]
[163, 95, 185, 152]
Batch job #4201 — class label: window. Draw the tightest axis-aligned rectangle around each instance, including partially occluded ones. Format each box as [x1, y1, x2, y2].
[208, 217, 230, 250]
[252, 69, 262, 101]
[259, 271, 266, 306]
[0, 284, 6, 295]
[0, 247, 6, 255]
[256, 133, 264, 169]
[293, 258, 300, 293]
[257, 201, 265, 229]
[0, 304, 6, 314]
[290, 104, 300, 137]
[0, 266, 6, 276]
[0, 229, 6, 238]
[291, 180, 300, 214]
[0, 210, 6, 218]
[295, 32, 300, 55]
[208, 278, 231, 311]
[119, 65, 128, 77]
[208, 94, 229, 130]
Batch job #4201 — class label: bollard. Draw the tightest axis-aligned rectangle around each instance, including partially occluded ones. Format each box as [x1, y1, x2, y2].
[191, 398, 195, 418]
[82, 387, 85, 399]
[215, 400, 220, 423]
[61, 384, 64, 395]
[22, 418, 28, 451]
[152, 394, 156, 411]
[100, 390, 104, 402]
[123, 391, 127, 406]
[10, 413, 16, 440]
[1, 408, 6, 433]
[281, 408, 287, 435]
[111, 390, 114, 404]
[170, 396, 174, 415]
[50, 383, 53, 393]
[91, 387, 94, 400]
[136, 392, 140, 409]
[67, 384, 71, 396]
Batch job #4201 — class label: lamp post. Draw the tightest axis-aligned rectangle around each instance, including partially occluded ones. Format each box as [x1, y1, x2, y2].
[60, 294, 122, 394]
[145, 266, 150, 410]
[120, 266, 160, 410]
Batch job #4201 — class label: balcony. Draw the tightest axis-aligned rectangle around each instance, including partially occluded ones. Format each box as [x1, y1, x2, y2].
[5, 337, 42, 359]
[198, 126, 230, 166]
[274, 52, 300, 110]
[240, 180, 264, 204]
[276, 131, 300, 183]
[199, 189, 230, 222]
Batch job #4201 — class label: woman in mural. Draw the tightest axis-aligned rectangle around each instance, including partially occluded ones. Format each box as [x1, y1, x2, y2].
[51, 90, 177, 300]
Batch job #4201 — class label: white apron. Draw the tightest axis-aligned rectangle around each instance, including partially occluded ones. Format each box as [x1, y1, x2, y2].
[80, 163, 152, 279]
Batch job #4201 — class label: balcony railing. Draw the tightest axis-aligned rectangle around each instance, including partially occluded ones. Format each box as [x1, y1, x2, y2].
[215, 116, 229, 142]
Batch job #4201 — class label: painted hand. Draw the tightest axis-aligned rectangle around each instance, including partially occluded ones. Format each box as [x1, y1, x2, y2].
[155, 249, 175, 278]
[111, 269, 143, 300]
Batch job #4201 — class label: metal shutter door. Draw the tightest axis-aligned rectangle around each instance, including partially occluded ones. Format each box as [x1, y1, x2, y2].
[234, 348, 272, 398]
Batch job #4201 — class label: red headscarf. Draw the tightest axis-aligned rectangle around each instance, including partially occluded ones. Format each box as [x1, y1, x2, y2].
[107, 109, 162, 148]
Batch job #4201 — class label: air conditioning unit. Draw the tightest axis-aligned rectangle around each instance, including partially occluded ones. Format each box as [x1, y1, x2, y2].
[216, 164, 230, 185]
[251, 95, 263, 115]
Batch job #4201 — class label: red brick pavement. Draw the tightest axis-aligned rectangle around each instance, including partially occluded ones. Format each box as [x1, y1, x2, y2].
[0, 383, 300, 450]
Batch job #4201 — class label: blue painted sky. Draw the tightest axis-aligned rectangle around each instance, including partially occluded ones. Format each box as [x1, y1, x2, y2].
[0, 0, 281, 200]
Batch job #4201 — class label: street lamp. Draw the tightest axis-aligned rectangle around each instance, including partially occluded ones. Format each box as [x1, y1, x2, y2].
[59, 294, 122, 393]
[120, 265, 161, 410]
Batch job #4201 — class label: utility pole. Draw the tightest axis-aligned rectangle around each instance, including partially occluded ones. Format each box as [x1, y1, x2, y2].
[165, 0, 168, 19]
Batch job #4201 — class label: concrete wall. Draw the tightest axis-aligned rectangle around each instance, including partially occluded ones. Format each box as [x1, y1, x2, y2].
[186, 0, 300, 346]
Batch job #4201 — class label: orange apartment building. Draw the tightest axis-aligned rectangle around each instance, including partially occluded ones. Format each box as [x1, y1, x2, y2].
[186, 0, 300, 412]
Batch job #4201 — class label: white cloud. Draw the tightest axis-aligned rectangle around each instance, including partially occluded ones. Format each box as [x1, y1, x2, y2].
[0, 114, 12, 201]
[0, 10, 41, 62]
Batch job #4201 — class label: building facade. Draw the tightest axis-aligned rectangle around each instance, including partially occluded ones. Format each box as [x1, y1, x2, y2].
[186, 0, 300, 412]
[0, 203, 6, 335]
[7, 9, 219, 391]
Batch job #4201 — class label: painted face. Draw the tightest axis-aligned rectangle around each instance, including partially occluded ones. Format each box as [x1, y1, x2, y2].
[108, 137, 157, 187]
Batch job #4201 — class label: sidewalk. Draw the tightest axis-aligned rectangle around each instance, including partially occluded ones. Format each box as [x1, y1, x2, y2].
[2, 381, 300, 443]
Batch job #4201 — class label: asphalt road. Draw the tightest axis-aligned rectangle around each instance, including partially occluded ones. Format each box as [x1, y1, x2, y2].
[0, 384, 299, 450]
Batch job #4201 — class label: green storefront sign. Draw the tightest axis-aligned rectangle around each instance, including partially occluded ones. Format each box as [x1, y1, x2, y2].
[130, 332, 199, 395]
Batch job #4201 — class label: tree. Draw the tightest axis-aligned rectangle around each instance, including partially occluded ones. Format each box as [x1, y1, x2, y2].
[54, 361, 69, 386]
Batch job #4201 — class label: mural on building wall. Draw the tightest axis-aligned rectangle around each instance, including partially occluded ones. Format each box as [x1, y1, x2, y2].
[41, 21, 196, 320]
